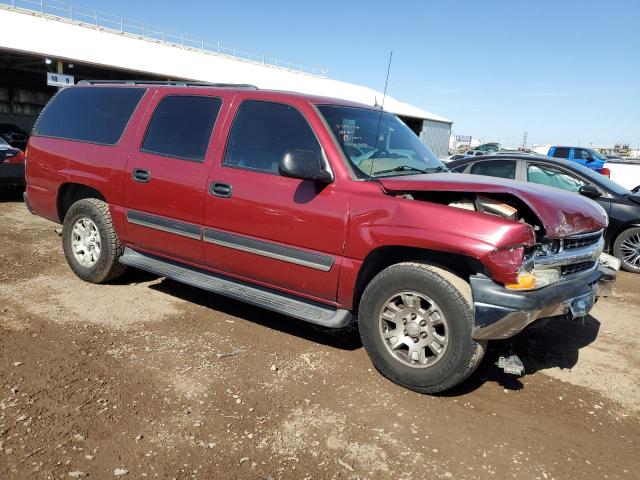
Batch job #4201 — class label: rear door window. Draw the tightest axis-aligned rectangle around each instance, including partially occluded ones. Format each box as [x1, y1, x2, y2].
[33, 87, 146, 145]
[223, 100, 322, 174]
[551, 147, 571, 159]
[469, 160, 516, 179]
[141, 95, 222, 162]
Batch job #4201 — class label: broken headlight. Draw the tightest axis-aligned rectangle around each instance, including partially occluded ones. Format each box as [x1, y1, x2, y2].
[539, 239, 561, 256]
[505, 268, 560, 291]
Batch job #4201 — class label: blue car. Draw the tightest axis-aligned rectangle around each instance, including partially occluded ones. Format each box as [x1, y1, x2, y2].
[547, 146, 609, 174]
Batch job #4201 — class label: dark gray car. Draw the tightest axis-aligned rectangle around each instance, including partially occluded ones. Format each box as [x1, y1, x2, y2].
[448, 154, 640, 273]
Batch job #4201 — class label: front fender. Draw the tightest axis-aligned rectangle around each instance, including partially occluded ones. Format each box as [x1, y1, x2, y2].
[340, 193, 535, 305]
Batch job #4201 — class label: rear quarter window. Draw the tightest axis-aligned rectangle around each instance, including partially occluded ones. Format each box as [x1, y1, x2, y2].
[33, 87, 146, 145]
[469, 159, 516, 179]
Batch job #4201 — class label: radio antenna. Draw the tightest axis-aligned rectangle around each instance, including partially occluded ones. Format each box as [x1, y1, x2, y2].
[369, 51, 393, 179]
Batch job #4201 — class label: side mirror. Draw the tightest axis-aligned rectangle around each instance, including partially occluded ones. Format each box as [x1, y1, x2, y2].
[579, 184, 602, 199]
[279, 149, 332, 183]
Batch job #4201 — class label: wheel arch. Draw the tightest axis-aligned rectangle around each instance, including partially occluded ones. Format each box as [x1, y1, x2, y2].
[611, 221, 640, 246]
[352, 245, 485, 314]
[57, 182, 106, 222]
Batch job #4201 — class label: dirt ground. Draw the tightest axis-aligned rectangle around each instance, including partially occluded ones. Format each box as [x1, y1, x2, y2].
[1, 192, 639, 480]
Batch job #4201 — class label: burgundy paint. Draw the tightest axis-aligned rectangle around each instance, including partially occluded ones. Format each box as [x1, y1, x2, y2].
[379, 173, 608, 238]
[25, 85, 608, 311]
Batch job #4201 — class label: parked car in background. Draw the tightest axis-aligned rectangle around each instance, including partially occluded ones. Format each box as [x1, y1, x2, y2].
[448, 153, 640, 273]
[547, 146, 640, 190]
[547, 146, 609, 174]
[465, 150, 494, 157]
[475, 142, 500, 152]
[24, 81, 615, 394]
[0, 123, 28, 151]
[0, 137, 25, 188]
[445, 150, 497, 162]
[445, 153, 467, 161]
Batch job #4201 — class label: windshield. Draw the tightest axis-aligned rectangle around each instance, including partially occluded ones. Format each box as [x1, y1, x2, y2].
[0, 137, 10, 148]
[317, 105, 445, 178]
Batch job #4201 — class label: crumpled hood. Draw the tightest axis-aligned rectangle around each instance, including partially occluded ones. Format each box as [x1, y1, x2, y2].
[379, 173, 608, 239]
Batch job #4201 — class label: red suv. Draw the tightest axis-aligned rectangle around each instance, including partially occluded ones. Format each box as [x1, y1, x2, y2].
[24, 81, 616, 393]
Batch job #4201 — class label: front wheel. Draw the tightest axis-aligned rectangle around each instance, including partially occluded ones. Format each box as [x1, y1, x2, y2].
[358, 262, 486, 394]
[613, 227, 640, 273]
[62, 198, 127, 283]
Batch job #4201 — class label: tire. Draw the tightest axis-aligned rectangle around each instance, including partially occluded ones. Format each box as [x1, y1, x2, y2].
[62, 198, 127, 283]
[358, 262, 486, 394]
[613, 227, 640, 273]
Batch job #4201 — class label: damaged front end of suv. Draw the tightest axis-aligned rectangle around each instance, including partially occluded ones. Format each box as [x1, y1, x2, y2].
[378, 173, 619, 342]
[471, 227, 617, 340]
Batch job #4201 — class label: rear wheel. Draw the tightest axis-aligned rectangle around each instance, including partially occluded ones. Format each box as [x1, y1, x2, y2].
[62, 198, 127, 283]
[358, 262, 486, 394]
[613, 227, 640, 273]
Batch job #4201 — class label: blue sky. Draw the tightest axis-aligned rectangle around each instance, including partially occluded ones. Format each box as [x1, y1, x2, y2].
[90, 0, 638, 148]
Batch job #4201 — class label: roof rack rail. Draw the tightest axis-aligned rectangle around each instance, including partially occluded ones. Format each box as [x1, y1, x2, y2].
[77, 80, 258, 89]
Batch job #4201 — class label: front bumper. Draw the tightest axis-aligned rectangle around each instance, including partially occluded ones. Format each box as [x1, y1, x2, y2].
[471, 265, 616, 340]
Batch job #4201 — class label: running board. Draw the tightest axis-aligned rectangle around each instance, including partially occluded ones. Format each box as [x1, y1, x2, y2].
[119, 248, 352, 328]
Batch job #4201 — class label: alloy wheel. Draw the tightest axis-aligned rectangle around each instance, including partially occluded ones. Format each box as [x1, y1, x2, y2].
[620, 233, 640, 269]
[378, 291, 449, 368]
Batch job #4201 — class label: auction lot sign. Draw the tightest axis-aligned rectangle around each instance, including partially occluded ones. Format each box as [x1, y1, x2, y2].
[46, 73, 75, 87]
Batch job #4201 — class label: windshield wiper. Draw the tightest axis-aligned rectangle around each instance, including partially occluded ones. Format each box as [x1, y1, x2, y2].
[373, 165, 428, 176]
[423, 165, 449, 173]
[373, 165, 448, 176]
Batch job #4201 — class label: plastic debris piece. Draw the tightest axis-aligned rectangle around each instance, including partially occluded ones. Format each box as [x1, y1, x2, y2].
[496, 355, 525, 376]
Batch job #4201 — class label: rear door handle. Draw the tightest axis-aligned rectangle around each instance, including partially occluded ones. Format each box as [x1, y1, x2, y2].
[132, 168, 151, 183]
[209, 182, 233, 198]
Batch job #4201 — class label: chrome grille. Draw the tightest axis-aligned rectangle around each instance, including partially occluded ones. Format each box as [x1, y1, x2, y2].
[561, 261, 597, 277]
[535, 230, 604, 280]
[563, 231, 602, 251]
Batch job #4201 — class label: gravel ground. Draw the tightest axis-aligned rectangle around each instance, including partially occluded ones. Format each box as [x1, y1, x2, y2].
[1, 192, 639, 479]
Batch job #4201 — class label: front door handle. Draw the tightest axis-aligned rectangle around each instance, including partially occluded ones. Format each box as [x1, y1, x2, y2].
[209, 182, 233, 198]
[132, 168, 151, 183]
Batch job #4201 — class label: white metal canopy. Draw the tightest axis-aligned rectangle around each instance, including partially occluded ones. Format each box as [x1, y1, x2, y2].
[0, 2, 451, 124]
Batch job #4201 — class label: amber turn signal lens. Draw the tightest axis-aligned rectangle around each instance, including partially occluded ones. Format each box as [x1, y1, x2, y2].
[505, 273, 536, 290]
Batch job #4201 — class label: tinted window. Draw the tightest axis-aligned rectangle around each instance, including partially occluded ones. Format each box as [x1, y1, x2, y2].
[527, 163, 586, 192]
[142, 96, 221, 162]
[470, 160, 516, 179]
[33, 87, 145, 145]
[574, 148, 586, 160]
[574, 148, 596, 162]
[551, 147, 570, 158]
[224, 100, 321, 173]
